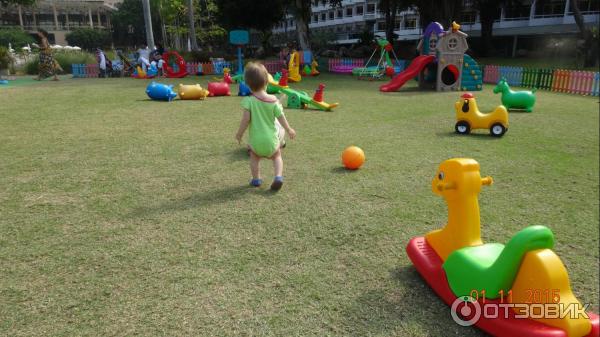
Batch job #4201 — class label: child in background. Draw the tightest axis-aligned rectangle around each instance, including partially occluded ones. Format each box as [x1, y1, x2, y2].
[235, 62, 296, 191]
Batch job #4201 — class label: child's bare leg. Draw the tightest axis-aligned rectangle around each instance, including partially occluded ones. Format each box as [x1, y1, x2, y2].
[249, 150, 262, 186]
[270, 149, 284, 191]
[272, 149, 283, 177]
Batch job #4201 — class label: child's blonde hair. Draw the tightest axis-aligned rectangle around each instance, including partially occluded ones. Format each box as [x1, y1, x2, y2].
[244, 62, 269, 92]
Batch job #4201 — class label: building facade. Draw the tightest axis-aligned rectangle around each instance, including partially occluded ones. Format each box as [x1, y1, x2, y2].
[271, 0, 599, 46]
[0, 0, 121, 45]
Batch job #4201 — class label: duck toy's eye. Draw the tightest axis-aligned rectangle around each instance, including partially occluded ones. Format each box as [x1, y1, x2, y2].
[438, 172, 444, 180]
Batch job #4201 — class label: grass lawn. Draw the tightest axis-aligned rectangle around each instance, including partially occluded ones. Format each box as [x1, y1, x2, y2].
[0, 74, 598, 336]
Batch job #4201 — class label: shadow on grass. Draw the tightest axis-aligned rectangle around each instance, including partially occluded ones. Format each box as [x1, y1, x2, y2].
[227, 147, 250, 162]
[330, 166, 360, 174]
[436, 131, 501, 140]
[128, 184, 277, 217]
[340, 265, 486, 336]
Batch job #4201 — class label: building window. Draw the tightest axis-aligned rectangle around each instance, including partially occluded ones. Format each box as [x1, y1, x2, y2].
[329, 11, 334, 19]
[337, 9, 343, 18]
[313, 14, 319, 23]
[289, 19, 294, 26]
[378, 22, 386, 31]
[395, 20, 401, 29]
[460, 10, 477, 24]
[356, 5, 364, 15]
[313, 0, 318, 6]
[535, 0, 564, 17]
[405, 17, 417, 29]
[504, 3, 531, 19]
[321, 13, 326, 21]
[346, 7, 353, 16]
[321, 0, 326, 6]
[367, 3, 376, 13]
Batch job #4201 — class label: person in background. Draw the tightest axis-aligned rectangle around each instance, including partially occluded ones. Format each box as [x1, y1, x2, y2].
[150, 42, 165, 76]
[34, 29, 61, 81]
[136, 44, 151, 71]
[96, 48, 107, 77]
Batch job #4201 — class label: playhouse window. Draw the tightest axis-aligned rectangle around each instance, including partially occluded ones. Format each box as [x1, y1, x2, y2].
[429, 37, 437, 51]
[448, 37, 458, 50]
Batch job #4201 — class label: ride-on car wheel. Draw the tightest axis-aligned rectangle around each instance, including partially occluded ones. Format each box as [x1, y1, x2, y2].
[455, 121, 471, 135]
[490, 123, 507, 137]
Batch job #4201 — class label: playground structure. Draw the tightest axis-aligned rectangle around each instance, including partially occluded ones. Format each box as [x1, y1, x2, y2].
[351, 39, 403, 79]
[380, 21, 483, 92]
[162, 51, 188, 78]
[229, 30, 249, 75]
[454, 93, 508, 137]
[407, 158, 599, 337]
[288, 50, 302, 82]
[266, 72, 338, 111]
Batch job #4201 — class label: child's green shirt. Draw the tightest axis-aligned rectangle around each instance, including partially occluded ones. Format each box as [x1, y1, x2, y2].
[241, 95, 284, 157]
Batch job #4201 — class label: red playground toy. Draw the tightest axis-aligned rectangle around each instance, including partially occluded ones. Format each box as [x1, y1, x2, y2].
[162, 51, 188, 78]
[407, 158, 599, 337]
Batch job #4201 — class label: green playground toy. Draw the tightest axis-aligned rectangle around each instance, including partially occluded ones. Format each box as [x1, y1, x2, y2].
[493, 78, 537, 112]
[443, 225, 555, 298]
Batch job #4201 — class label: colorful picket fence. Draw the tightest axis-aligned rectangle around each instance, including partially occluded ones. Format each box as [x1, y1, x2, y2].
[328, 58, 366, 73]
[263, 60, 285, 74]
[483, 65, 599, 96]
[72, 64, 100, 78]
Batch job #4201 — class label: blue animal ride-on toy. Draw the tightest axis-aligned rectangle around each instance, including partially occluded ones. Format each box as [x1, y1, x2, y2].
[493, 78, 536, 112]
[146, 82, 177, 101]
[238, 81, 252, 96]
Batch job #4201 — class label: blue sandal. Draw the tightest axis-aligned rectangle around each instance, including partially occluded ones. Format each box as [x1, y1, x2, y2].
[250, 178, 263, 187]
[270, 176, 284, 191]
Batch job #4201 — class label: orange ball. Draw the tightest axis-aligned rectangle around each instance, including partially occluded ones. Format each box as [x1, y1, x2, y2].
[341, 146, 365, 170]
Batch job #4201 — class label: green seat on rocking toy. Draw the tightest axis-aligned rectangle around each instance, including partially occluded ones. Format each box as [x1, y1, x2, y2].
[443, 225, 555, 298]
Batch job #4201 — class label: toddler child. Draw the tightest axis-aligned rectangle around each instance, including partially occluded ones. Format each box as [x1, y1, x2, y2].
[235, 62, 296, 191]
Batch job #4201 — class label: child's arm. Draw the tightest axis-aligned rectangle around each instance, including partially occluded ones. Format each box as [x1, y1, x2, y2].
[277, 115, 296, 139]
[235, 109, 250, 144]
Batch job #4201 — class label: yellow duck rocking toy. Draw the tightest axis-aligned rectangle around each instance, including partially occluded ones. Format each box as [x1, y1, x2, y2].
[406, 158, 599, 337]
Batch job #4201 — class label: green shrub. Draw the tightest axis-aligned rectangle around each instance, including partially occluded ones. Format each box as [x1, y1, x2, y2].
[66, 29, 110, 51]
[0, 46, 14, 71]
[0, 28, 35, 49]
[24, 50, 96, 74]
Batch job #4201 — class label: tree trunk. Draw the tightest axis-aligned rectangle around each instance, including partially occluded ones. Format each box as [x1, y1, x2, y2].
[478, 3, 498, 57]
[384, 1, 398, 43]
[187, 0, 199, 50]
[293, 0, 311, 50]
[570, 0, 596, 67]
[141, 0, 155, 48]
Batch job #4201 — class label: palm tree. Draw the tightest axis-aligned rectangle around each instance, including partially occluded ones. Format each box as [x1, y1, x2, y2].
[187, 0, 198, 50]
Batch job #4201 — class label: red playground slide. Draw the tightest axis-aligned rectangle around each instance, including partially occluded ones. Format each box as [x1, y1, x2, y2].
[380, 55, 435, 92]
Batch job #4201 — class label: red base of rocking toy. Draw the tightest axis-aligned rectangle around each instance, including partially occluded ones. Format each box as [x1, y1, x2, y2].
[406, 237, 599, 337]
